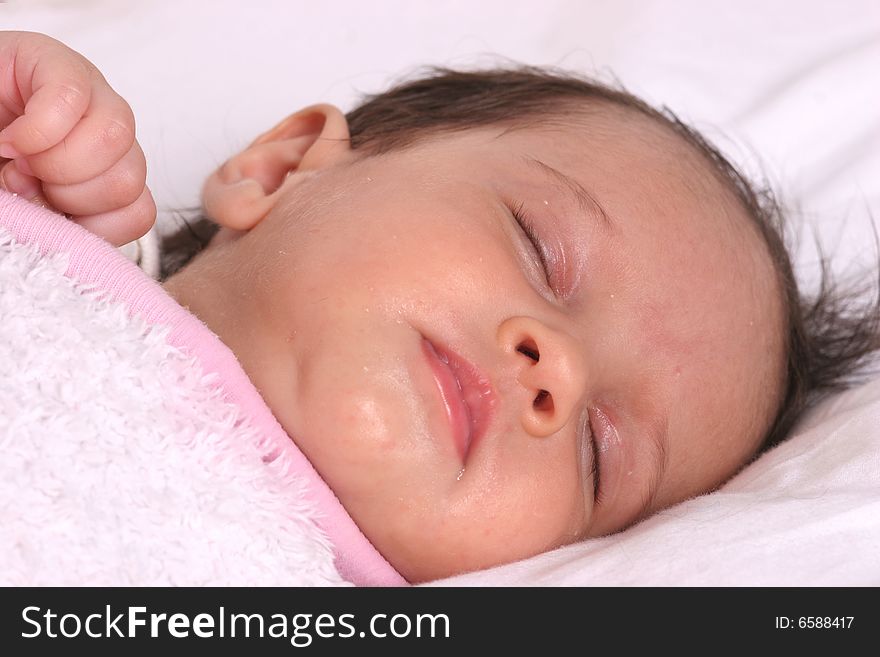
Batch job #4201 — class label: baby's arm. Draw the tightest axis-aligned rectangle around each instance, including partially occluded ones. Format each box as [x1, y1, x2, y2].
[0, 31, 154, 245]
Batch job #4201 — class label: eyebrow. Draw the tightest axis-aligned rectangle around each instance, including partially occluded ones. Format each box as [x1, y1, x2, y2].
[521, 155, 614, 231]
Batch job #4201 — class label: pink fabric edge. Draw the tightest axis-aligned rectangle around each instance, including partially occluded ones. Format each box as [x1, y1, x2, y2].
[0, 190, 406, 587]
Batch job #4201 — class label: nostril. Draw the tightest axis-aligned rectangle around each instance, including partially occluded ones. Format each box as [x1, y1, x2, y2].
[533, 389, 553, 412]
[516, 338, 540, 362]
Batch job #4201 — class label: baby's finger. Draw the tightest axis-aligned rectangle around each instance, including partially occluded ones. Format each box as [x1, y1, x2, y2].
[0, 34, 93, 157]
[40, 139, 146, 216]
[17, 82, 135, 186]
[71, 186, 156, 247]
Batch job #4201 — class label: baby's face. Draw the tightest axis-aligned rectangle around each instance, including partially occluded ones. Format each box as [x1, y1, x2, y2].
[164, 111, 784, 582]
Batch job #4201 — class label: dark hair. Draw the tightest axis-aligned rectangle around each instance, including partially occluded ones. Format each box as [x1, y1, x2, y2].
[161, 64, 880, 455]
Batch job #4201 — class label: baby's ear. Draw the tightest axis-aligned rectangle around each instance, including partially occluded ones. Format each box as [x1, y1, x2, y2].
[202, 104, 352, 231]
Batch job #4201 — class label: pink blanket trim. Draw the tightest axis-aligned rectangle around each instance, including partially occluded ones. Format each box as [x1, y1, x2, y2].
[0, 190, 406, 587]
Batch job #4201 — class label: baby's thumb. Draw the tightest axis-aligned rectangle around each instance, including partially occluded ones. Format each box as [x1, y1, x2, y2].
[0, 159, 52, 209]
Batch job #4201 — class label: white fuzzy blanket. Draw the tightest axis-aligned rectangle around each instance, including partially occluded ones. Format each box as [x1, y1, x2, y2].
[0, 225, 350, 585]
[0, 189, 412, 586]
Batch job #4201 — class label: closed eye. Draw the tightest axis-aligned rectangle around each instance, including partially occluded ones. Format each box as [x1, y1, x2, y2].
[510, 200, 552, 284]
[577, 409, 603, 509]
[589, 412, 602, 504]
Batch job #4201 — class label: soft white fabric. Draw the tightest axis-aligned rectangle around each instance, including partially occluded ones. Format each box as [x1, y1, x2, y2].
[2, 0, 878, 586]
[0, 227, 345, 586]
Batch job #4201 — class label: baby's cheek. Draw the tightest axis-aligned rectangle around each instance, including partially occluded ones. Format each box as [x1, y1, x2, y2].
[470, 449, 584, 548]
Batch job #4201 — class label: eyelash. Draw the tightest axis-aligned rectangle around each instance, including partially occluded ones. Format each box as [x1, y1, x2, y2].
[589, 416, 603, 505]
[510, 200, 552, 284]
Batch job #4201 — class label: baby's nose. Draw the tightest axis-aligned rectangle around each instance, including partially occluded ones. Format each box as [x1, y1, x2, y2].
[496, 316, 587, 438]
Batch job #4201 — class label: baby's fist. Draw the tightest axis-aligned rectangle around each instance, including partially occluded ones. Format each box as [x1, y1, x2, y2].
[0, 31, 155, 246]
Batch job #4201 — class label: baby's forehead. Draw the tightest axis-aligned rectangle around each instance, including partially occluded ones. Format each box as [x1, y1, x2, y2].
[480, 103, 716, 189]
[499, 106, 747, 224]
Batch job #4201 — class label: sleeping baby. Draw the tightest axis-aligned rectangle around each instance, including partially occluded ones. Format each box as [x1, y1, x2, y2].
[2, 31, 878, 584]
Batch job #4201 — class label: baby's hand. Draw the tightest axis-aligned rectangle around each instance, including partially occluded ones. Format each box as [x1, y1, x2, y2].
[0, 31, 155, 246]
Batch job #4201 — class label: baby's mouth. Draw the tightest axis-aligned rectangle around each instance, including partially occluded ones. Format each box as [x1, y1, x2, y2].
[421, 337, 498, 463]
